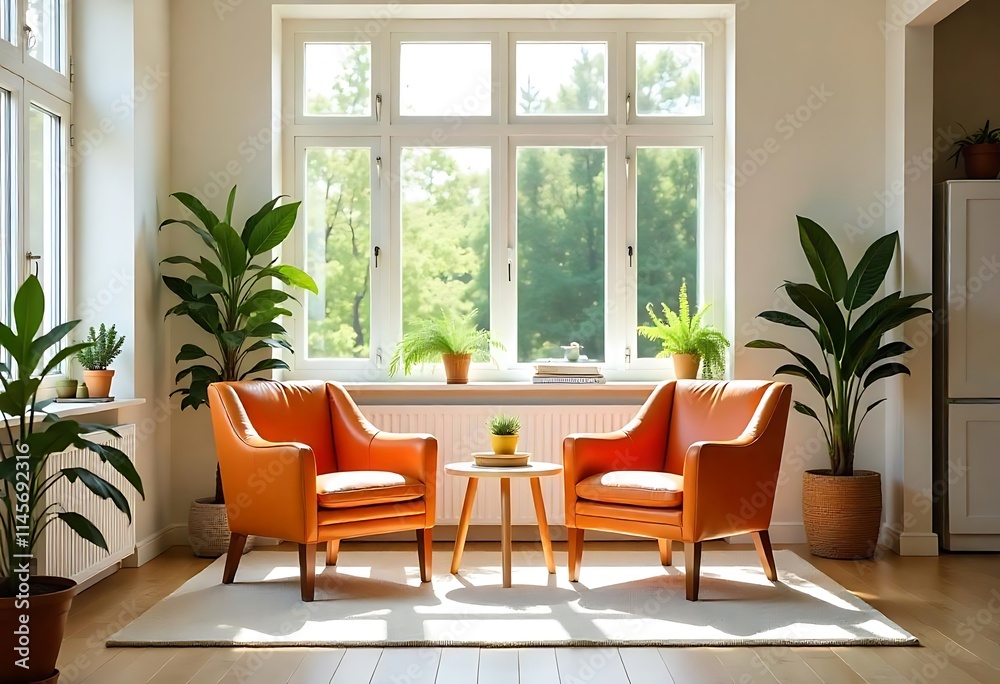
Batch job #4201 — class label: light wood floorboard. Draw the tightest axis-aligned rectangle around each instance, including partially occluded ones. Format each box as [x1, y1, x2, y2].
[55, 541, 1000, 684]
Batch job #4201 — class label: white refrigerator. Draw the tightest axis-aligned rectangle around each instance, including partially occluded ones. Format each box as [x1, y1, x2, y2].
[934, 180, 1000, 551]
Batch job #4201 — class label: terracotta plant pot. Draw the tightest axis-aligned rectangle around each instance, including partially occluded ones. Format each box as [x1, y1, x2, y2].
[802, 469, 882, 559]
[672, 353, 701, 380]
[962, 144, 1000, 180]
[188, 497, 255, 558]
[82, 369, 115, 398]
[441, 353, 472, 384]
[490, 434, 519, 455]
[0, 576, 76, 684]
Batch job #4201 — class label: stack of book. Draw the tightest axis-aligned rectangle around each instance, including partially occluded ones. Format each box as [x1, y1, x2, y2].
[532, 362, 606, 385]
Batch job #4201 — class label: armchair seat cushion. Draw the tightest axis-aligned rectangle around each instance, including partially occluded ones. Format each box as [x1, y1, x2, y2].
[317, 471, 425, 509]
[576, 471, 684, 508]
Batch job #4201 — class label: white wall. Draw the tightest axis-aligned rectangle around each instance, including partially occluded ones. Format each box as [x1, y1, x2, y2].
[73, 0, 173, 561]
[165, 0, 889, 542]
[933, 0, 1000, 183]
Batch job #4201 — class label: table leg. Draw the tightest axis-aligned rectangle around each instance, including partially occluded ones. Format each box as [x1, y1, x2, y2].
[529, 477, 555, 574]
[500, 477, 512, 588]
[451, 477, 479, 574]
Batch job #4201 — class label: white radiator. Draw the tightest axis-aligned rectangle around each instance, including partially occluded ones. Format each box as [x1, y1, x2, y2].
[37, 424, 137, 584]
[361, 407, 638, 526]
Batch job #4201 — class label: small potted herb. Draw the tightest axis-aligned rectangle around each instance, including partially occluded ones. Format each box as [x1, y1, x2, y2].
[75, 323, 125, 398]
[389, 309, 503, 384]
[638, 280, 729, 380]
[949, 120, 1000, 179]
[488, 414, 522, 454]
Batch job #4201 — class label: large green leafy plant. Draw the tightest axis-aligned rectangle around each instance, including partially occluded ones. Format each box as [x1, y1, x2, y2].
[638, 280, 729, 379]
[161, 186, 317, 502]
[0, 276, 144, 596]
[747, 216, 931, 476]
[389, 309, 502, 376]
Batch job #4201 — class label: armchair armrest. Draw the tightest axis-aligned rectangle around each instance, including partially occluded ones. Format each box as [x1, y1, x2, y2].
[682, 383, 792, 541]
[208, 383, 319, 543]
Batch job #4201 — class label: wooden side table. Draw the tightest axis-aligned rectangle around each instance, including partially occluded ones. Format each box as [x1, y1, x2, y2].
[444, 460, 563, 588]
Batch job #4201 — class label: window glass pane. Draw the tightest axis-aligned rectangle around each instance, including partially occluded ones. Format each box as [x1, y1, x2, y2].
[517, 147, 606, 362]
[304, 147, 372, 359]
[401, 147, 491, 337]
[635, 42, 703, 117]
[27, 0, 62, 72]
[399, 43, 492, 117]
[303, 42, 372, 117]
[515, 42, 607, 116]
[0, 89, 11, 361]
[636, 147, 701, 358]
[1, 0, 14, 44]
[28, 104, 62, 355]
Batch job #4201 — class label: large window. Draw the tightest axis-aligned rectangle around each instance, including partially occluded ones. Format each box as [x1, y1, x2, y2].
[0, 0, 70, 371]
[285, 18, 724, 379]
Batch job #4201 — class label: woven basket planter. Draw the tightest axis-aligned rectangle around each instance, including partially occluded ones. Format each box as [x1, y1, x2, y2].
[188, 497, 256, 558]
[803, 470, 882, 559]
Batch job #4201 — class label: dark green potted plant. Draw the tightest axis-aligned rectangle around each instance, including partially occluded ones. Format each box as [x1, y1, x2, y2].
[161, 186, 317, 557]
[388, 309, 503, 384]
[948, 120, 1000, 179]
[75, 324, 125, 398]
[747, 216, 930, 559]
[0, 275, 144, 684]
[638, 279, 729, 380]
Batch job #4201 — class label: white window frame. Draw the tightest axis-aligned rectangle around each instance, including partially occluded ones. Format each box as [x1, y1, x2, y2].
[0, 0, 71, 378]
[294, 31, 377, 126]
[281, 17, 726, 382]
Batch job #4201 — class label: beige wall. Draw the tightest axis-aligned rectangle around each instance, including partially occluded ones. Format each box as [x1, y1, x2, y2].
[933, 0, 1000, 183]
[165, 0, 889, 543]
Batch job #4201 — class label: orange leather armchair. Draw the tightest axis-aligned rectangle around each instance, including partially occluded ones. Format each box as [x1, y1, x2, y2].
[564, 380, 792, 600]
[208, 381, 437, 601]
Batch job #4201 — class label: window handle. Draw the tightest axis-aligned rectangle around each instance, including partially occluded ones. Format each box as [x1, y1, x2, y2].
[625, 93, 631, 123]
[375, 93, 382, 122]
[26, 251, 41, 277]
[376, 348, 383, 370]
[376, 155, 382, 186]
[625, 155, 631, 181]
[23, 25, 37, 50]
[507, 247, 513, 283]
[374, 245, 381, 268]
[628, 245, 634, 268]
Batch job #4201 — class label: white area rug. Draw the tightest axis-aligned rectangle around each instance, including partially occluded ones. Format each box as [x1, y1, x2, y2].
[108, 549, 917, 647]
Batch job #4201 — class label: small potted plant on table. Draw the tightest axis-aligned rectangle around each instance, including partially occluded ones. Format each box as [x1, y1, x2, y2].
[75, 324, 125, 398]
[638, 280, 729, 380]
[488, 414, 522, 454]
[389, 309, 503, 384]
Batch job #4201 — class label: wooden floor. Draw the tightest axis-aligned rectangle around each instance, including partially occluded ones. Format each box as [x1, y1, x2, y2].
[57, 540, 1000, 683]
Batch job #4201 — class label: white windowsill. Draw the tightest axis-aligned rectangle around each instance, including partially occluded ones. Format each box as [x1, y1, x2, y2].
[343, 382, 658, 406]
[2, 398, 147, 427]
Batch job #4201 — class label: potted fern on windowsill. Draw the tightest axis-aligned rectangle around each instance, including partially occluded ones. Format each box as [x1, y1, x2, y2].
[638, 280, 729, 380]
[389, 309, 503, 384]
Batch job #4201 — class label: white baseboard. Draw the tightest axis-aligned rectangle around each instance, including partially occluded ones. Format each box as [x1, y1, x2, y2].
[123, 524, 186, 567]
[898, 532, 939, 557]
[724, 523, 806, 546]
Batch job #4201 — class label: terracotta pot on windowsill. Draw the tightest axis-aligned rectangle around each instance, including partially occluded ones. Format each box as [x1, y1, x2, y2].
[672, 353, 701, 380]
[441, 353, 472, 384]
[82, 369, 115, 398]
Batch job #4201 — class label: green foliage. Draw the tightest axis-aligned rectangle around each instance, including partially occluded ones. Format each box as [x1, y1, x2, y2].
[487, 414, 521, 436]
[0, 276, 144, 595]
[746, 216, 931, 476]
[75, 324, 125, 370]
[638, 280, 729, 379]
[949, 120, 1000, 166]
[161, 186, 318, 412]
[388, 309, 503, 377]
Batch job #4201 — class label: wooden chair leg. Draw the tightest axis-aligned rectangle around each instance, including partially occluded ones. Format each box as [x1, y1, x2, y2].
[752, 530, 778, 582]
[416, 528, 433, 583]
[222, 533, 248, 584]
[298, 543, 317, 602]
[567, 527, 585, 582]
[325, 540, 340, 567]
[685, 542, 702, 601]
[658, 539, 673, 567]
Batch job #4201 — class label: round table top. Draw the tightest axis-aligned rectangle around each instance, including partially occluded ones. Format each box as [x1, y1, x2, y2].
[445, 460, 563, 478]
